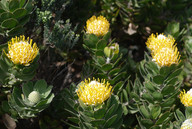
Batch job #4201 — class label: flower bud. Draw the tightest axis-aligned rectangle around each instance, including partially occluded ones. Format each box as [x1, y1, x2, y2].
[104, 47, 111, 58]
[28, 91, 41, 104]
[104, 43, 119, 58]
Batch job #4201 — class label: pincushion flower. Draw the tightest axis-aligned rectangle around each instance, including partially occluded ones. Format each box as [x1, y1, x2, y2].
[181, 118, 192, 129]
[6, 35, 39, 66]
[180, 89, 192, 107]
[152, 45, 180, 67]
[77, 78, 113, 105]
[146, 33, 175, 53]
[85, 15, 110, 37]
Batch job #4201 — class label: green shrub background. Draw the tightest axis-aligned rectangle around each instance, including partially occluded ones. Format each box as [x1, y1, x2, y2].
[0, 0, 192, 129]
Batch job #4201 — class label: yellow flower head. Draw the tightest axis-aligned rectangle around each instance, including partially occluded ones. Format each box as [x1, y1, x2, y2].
[181, 118, 192, 129]
[146, 33, 175, 53]
[77, 78, 113, 105]
[85, 15, 110, 37]
[152, 45, 180, 67]
[6, 35, 39, 66]
[180, 89, 192, 107]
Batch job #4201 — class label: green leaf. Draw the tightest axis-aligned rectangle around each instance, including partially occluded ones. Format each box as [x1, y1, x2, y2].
[166, 68, 182, 81]
[13, 8, 27, 19]
[104, 114, 118, 128]
[2, 101, 11, 112]
[175, 109, 185, 121]
[160, 66, 170, 76]
[111, 72, 126, 85]
[151, 106, 161, 119]
[102, 31, 111, 42]
[166, 77, 178, 86]
[68, 117, 79, 124]
[22, 63, 38, 74]
[22, 81, 34, 97]
[161, 86, 175, 95]
[165, 22, 180, 38]
[83, 34, 99, 49]
[34, 80, 47, 94]
[150, 125, 160, 129]
[95, 50, 103, 56]
[140, 119, 154, 128]
[142, 93, 153, 103]
[153, 75, 164, 85]
[8, 25, 24, 36]
[94, 108, 106, 119]
[24, 0, 33, 13]
[152, 92, 163, 101]
[108, 68, 120, 76]
[96, 39, 107, 50]
[0, 43, 7, 51]
[0, 59, 8, 71]
[12, 87, 25, 107]
[161, 98, 175, 107]
[156, 111, 170, 125]
[19, 15, 30, 26]
[90, 119, 105, 127]
[9, 0, 20, 12]
[113, 81, 124, 93]
[102, 63, 113, 71]
[0, 12, 14, 22]
[140, 105, 151, 119]
[185, 107, 192, 119]
[43, 86, 53, 98]
[105, 104, 116, 120]
[19, 0, 26, 7]
[144, 81, 156, 92]
[1, 18, 18, 29]
[97, 56, 105, 64]
[130, 92, 140, 102]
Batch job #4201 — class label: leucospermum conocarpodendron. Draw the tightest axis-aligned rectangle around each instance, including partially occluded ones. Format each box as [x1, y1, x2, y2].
[77, 78, 113, 105]
[146, 33, 175, 53]
[85, 15, 110, 37]
[6, 35, 39, 66]
[181, 118, 192, 129]
[180, 89, 192, 107]
[151, 45, 180, 67]
[146, 33, 180, 67]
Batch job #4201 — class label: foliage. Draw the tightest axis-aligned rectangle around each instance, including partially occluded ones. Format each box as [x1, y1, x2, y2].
[62, 83, 123, 129]
[36, 0, 79, 52]
[0, 0, 34, 39]
[0, 0, 192, 129]
[0, 47, 39, 91]
[129, 53, 183, 128]
[2, 80, 54, 119]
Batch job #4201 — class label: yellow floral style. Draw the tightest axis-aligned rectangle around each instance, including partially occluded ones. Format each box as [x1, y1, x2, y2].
[85, 15, 110, 37]
[6, 35, 39, 66]
[146, 33, 175, 53]
[77, 78, 113, 105]
[151, 45, 180, 67]
[181, 118, 192, 129]
[180, 89, 192, 107]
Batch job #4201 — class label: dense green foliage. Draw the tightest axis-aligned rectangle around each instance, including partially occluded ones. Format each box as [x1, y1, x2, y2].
[0, 0, 192, 129]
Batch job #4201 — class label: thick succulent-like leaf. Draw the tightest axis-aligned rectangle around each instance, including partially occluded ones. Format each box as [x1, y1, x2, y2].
[22, 81, 34, 97]
[9, 0, 20, 12]
[139, 105, 151, 119]
[13, 8, 27, 19]
[155, 112, 171, 125]
[151, 106, 161, 119]
[1, 18, 18, 29]
[34, 80, 47, 94]
[96, 39, 107, 50]
[0, 12, 14, 22]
